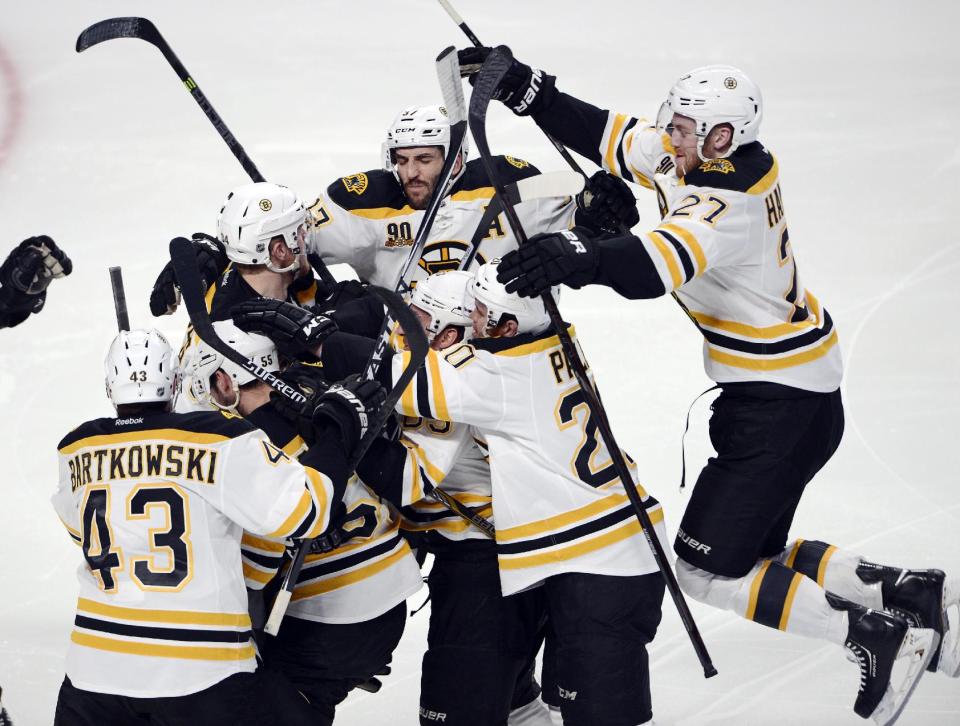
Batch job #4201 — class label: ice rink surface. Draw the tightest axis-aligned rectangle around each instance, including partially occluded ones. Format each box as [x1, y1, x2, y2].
[1, 1, 958, 723]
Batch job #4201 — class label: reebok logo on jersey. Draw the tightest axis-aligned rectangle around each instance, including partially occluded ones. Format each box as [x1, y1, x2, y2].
[114, 417, 144, 426]
[419, 707, 447, 722]
[558, 686, 578, 701]
[677, 527, 712, 554]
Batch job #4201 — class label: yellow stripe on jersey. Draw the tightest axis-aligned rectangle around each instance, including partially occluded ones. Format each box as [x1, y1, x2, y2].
[450, 187, 495, 203]
[779, 572, 805, 630]
[72, 632, 255, 661]
[241, 535, 287, 554]
[747, 156, 779, 195]
[345, 188, 496, 220]
[604, 113, 628, 176]
[784, 539, 804, 569]
[691, 311, 817, 339]
[304, 518, 400, 561]
[242, 563, 276, 585]
[77, 598, 251, 627]
[59, 429, 230, 455]
[426, 353, 450, 421]
[496, 484, 650, 542]
[659, 223, 707, 275]
[282, 436, 308, 457]
[498, 508, 664, 570]
[292, 541, 411, 600]
[492, 326, 577, 358]
[745, 560, 773, 621]
[399, 351, 416, 416]
[647, 233, 683, 289]
[628, 162, 654, 189]
[816, 545, 838, 587]
[708, 329, 838, 371]
[303, 468, 331, 539]
[267, 488, 313, 539]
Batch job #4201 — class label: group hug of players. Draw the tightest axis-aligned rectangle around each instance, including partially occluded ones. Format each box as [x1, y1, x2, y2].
[2, 45, 956, 726]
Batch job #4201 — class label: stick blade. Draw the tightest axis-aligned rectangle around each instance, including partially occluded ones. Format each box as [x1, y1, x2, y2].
[436, 46, 467, 125]
[512, 171, 585, 204]
[76, 16, 156, 52]
[467, 45, 513, 127]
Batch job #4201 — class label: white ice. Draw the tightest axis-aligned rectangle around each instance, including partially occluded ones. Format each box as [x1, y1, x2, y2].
[1, 1, 958, 724]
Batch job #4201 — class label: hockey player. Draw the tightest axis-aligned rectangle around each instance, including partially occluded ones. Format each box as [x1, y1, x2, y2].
[52, 328, 378, 724]
[0, 236, 71, 329]
[466, 50, 956, 724]
[148, 103, 637, 311]
[188, 321, 422, 724]
[313, 262, 668, 726]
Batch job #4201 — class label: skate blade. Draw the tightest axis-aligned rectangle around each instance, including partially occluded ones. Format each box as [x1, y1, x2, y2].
[937, 576, 960, 677]
[870, 627, 938, 726]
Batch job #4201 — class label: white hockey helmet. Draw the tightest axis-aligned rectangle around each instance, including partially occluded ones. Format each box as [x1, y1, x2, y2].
[104, 329, 179, 408]
[410, 270, 474, 342]
[189, 320, 279, 411]
[216, 182, 307, 273]
[657, 65, 763, 160]
[471, 259, 556, 337]
[382, 104, 468, 183]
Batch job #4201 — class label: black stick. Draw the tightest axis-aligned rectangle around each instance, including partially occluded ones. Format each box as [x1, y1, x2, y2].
[76, 17, 337, 288]
[77, 18, 265, 184]
[470, 47, 717, 679]
[436, 0, 590, 178]
[109, 267, 130, 332]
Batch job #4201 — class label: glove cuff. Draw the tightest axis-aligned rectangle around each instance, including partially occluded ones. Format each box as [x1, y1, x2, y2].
[511, 71, 557, 117]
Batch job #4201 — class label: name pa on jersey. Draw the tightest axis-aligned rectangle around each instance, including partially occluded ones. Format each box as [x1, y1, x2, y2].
[67, 443, 218, 492]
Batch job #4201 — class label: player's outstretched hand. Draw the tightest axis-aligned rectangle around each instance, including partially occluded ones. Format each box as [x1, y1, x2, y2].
[457, 46, 556, 117]
[576, 171, 640, 233]
[0, 235, 73, 329]
[497, 227, 600, 298]
[150, 233, 228, 316]
[232, 299, 338, 361]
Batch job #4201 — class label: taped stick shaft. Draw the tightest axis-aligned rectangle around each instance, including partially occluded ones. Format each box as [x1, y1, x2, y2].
[109, 267, 130, 331]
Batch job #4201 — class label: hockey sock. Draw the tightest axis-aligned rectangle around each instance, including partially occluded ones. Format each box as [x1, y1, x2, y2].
[677, 558, 849, 645]
[778, 539, 885, 610]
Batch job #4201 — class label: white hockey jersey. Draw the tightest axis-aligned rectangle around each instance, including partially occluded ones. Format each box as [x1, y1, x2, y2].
[240, 407, 423, 625]
[399, 417, 494, 542]
[390, 329, 669, 596]
[53, 410, 336, 698]
[305, 157, 575, 288]
[560, 108, 842, 392]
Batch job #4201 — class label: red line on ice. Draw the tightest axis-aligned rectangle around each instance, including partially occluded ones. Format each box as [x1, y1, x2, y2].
[0, 39, 23, 170]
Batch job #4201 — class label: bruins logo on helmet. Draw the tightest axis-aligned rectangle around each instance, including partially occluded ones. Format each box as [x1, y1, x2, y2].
[259, 199, 272, 211]
[699, 158, 736, 174]
[724, 77, 738, 90]
[417, 240, 488, 276]
[342, 173, 369, 195]
[505, 156, 529, 169]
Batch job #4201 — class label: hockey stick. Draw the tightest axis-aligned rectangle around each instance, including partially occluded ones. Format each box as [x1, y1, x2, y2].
[436, 0, 590, 179]
[76, 17, 337, 289]
[457, 171, 584, 271]
[108, 267, 130, 332]
[470, 48, 717, 678]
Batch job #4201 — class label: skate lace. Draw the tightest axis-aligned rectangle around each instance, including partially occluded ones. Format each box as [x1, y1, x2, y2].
[846, 642, 869, 691]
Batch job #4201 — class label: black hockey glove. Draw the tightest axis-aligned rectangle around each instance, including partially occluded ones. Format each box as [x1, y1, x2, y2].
[232, 298, 338, 361]
[0, 236, 73, 329]
[576, 171, 640, 234]
[149, 232, 228, 316]
[496, 227, 600, 298]
[272, 373, 385, 451]
[457, 46, 557, 117]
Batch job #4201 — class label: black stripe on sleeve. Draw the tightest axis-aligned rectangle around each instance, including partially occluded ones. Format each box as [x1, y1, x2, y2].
[289, 498, 319, 540]
[615, 117, 639, 180]
[790, 539, 831, 582]
[698, 311, 834, 356]
[416, 366, 433, 419]
[296, 535, 402, 584]
[654, 229, 695, 283]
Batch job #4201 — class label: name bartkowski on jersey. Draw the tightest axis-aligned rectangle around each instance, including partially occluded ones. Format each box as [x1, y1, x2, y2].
[677, 527, 712, 555]
[67, 444, 219, 491]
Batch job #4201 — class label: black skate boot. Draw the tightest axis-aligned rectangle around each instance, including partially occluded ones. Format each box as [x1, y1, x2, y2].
[827, 593, 937, 725]
[858, 563, 947, 673]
